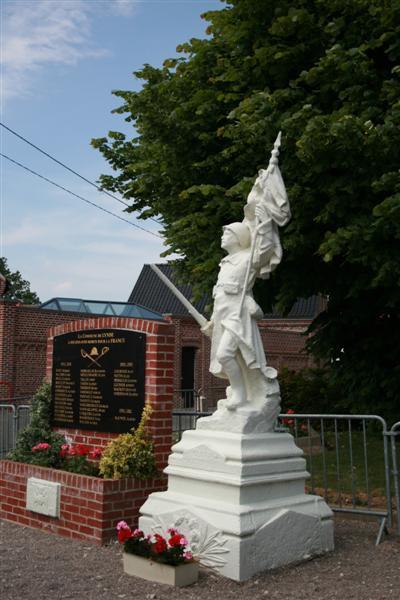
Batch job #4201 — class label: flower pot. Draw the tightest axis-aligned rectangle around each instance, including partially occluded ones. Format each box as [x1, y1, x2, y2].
[122, 552, 198, 587]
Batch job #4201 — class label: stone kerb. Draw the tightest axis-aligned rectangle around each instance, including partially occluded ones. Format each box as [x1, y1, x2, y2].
[46, 316, 175, 471]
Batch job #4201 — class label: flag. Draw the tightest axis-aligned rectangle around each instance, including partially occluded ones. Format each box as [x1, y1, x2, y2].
[243, 132, 291, 278]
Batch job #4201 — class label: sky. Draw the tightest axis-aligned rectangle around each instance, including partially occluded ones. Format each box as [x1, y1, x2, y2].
[0, 0, 222, 303]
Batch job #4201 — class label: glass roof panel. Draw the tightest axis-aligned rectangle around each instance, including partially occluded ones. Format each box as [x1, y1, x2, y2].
[58, 299, 85, 312]
[104, 305, 116, 315]
[111, 303, 125, 316]
[40, 298, 164, 320]
[84, 302, 111, 314]
[40, 300, 59, 310]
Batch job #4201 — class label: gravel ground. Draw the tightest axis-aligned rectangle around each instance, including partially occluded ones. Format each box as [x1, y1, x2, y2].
[0, 517, 399, 600]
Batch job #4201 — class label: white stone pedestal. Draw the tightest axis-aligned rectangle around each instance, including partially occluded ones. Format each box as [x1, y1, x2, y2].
[139, 423, 334, 581]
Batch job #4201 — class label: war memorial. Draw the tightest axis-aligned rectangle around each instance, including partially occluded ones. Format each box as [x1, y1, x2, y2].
[0, 136, 334, 581]
[139, 135, 334, 580]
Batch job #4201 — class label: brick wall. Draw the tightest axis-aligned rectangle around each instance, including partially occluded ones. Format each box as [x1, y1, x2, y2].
[0, 460, 166, 544]
[0, 301, 90, 401]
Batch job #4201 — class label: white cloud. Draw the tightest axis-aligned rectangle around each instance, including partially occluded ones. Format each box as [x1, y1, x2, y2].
[54, 280, 73, 293]
[110, 0, 138, 17]
[0, 0, 138, 103]
[4, 205, 165, 301]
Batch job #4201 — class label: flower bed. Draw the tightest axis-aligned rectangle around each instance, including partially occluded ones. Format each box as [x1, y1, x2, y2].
[0, 459, 166, 544]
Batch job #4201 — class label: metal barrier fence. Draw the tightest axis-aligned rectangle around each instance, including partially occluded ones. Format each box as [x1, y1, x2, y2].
[0, 404, 31, 459]
[390, 421, 400, 535]
[173, 410, 399, 544]
[1, 402, 398, 542]
[276, 413, 393, 545]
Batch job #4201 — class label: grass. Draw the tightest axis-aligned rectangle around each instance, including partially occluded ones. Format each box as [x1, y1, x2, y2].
[294, 427, 393, 508]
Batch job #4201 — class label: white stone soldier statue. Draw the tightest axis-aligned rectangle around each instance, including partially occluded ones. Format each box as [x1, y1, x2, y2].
[151, 133, 290, 431]
[200, 133, 291, 425]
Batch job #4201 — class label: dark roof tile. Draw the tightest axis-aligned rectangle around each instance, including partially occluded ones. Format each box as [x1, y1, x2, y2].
[128, 264, 209, 316]
[129, 264, 325, 320]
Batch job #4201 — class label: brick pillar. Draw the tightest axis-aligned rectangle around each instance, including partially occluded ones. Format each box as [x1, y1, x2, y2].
[0, 300, 17, 400]
[145, 322, 175, 471]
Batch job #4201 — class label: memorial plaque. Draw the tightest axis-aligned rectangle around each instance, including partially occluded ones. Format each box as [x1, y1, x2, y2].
[51, 329, 145, 433]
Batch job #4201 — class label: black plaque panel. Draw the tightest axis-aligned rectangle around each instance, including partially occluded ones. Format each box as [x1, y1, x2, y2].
[51, 329, 145, 433]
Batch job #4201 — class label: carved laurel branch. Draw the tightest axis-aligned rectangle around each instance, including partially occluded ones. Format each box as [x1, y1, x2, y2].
[151, 511, 230, 571]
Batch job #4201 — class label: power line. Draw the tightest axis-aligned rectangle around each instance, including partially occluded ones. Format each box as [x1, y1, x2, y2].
[0, 153, 163, 239]
[0, 121, 161, 224]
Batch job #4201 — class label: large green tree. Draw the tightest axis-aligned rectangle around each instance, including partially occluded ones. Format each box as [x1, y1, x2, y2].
[0, 257, 40, 304]
[93, 0, 400, 419]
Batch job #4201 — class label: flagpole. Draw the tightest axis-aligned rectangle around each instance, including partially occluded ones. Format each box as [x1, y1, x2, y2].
[238, 132, 281, 317]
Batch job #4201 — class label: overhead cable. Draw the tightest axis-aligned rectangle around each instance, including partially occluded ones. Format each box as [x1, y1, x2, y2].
[0, 153, 163, 239]
[0, 121, 161, 224]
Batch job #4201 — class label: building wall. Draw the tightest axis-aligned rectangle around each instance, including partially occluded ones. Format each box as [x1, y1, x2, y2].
[0, 301, 93, 401]
[0, 300, 314, 407]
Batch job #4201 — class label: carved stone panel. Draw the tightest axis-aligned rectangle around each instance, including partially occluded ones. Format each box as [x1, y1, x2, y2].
[26, 477, 61, 517]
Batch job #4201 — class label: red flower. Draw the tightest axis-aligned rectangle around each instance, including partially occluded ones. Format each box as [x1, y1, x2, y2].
[169, 533, 184, 548]
[153, 534, 167, 554]
[282, 409, 296, 427]
[75, 444, 90, 456]
[118, 527, 132, 543]
[89, 447, 102, 460]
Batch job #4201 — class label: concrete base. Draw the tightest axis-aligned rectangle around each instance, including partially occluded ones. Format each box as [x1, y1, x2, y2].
[139, 429, 334, 581]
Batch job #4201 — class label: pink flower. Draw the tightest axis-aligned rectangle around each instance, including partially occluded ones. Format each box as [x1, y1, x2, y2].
[132, 529, 144, 538]
[116, 521, 130, 531]
[179, 536, 189, 547]
[167, 527, 177, 535]
[32, 442, 51, 452]
[183, 551, 193, 561]
[60, 444, 70, 457]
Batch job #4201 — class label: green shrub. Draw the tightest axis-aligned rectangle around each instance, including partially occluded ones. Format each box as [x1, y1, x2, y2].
[279, 367, 343, 415]
[99, 404, 157, 480]
[9, 382, 66, 468]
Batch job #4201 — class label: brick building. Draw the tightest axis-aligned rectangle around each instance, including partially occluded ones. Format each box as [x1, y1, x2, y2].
[0, 264, 324, 408]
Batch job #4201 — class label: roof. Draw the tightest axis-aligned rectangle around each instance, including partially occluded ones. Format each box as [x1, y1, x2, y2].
[128, 264, 209, 316]
[128, 263, 325, 320]
[40, 297, 164, 321]
[264, 295, 327, 319]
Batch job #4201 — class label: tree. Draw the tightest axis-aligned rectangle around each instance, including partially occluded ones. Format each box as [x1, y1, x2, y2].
[0, 257, 40, 304]
[92, 0, 400, 420]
